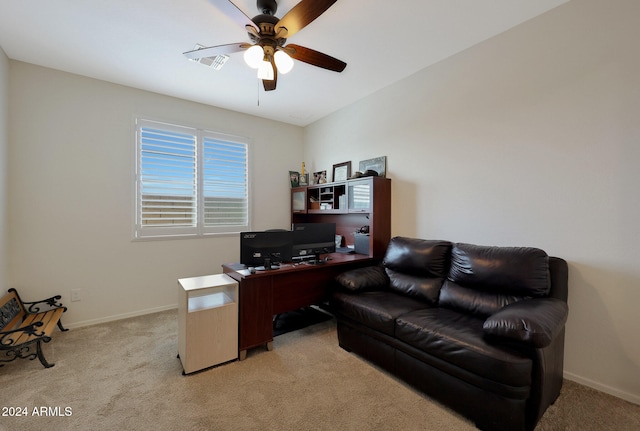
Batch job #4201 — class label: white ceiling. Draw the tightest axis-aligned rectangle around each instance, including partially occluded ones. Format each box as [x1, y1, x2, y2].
[0, 0, 568, 126]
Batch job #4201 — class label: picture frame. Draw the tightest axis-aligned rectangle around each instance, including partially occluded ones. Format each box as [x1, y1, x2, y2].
[299, 173, 309, 186]
[358, 156, 386, 177]
[332, 161, 351, 182]
[289, 171, 300, 188]
[312, 170, 327, 185]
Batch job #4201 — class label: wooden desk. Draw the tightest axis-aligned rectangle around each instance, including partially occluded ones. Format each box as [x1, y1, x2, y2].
[223, 253, 374, 360]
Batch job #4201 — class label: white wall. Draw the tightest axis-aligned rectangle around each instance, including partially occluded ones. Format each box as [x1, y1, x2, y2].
[305, 0, 640, 404]
[0, 48, 7, 289]
[5, 0, 638, 407]
[8, 62, 303, 327]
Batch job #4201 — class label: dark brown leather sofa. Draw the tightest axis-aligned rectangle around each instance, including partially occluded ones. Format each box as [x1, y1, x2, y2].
[329, 237, 568, 431]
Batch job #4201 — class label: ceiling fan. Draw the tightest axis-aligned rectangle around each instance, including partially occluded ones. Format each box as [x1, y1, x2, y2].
[184, 0, 347, 91]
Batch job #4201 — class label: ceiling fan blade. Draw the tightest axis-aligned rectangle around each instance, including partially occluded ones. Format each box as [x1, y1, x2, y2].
[263, 58, 278, 91]
[285, 44, 346, 72]
[183, 43, 248, 60]
[275, 0, 337, 38]
[209, 0, 259, 32]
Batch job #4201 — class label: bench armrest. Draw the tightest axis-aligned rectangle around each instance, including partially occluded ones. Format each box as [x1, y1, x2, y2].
[483, 298, 568, 348]
[335, 264, 389, 292]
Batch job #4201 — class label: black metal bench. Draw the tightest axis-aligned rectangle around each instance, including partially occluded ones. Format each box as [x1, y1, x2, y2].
[0, 288, 68, 368]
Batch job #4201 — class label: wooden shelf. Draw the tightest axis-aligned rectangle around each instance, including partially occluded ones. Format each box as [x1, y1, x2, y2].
[306, 182, 347, 213]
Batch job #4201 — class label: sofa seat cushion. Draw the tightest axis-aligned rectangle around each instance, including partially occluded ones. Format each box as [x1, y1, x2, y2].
[331, 291, 430, 336]
[395, 308, 532, 387]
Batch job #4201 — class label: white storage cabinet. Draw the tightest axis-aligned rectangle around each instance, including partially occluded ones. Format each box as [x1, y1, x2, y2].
[178, 274, 238, 374]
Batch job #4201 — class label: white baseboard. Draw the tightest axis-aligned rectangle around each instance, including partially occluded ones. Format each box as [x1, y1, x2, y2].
[564, 371, 640, 406]
[64, 304, 178, 329]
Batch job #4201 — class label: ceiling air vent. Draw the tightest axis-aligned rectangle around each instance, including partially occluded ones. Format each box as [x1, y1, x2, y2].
[189, 44, 229, 70]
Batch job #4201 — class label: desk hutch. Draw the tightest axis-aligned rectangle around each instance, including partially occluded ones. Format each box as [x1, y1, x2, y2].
[291, 176, 391, 259]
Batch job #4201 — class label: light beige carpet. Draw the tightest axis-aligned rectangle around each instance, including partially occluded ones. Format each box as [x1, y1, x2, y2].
[1, 310, 638, 431]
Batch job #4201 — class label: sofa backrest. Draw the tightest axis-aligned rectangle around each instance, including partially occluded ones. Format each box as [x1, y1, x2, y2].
[439, 243, 551, 317]
[383, 237, 452, 304]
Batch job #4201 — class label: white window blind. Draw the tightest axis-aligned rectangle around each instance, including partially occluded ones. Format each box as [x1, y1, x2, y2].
[134, 119, 249, 239]
[203, 135, 249, 229]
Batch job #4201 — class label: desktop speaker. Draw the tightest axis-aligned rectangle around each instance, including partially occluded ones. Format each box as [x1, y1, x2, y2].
[354, 233, 370, 255]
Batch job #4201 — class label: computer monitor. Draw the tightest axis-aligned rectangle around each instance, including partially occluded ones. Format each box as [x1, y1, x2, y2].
[292, 223, 336, 259]
[240, 230, 293, 269]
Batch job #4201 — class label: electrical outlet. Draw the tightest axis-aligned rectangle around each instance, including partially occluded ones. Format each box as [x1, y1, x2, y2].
[71, 289, 81, 302]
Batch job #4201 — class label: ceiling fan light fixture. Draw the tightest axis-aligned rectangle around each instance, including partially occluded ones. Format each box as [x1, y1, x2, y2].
[189, 0, 346, 91]
[257, 60, 275, 80]
[243, 45, 264, 69]
[274, 50, 294, 74]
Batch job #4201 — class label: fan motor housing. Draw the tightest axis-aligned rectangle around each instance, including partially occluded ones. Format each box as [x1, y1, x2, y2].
[257, 0, 278, 15]
[249, 14, 286, 47]
[252, 14, 279, 32]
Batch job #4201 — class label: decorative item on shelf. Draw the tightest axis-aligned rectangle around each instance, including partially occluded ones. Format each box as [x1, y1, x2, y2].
[289, 171, 300, 188]
[358, 156, 387, 178]
[299, 162, 308, 185]
[353, 230, 370, 255]
[332, 161, 351, 182]
[349, 169, 379, 179]
[313, 170, 327, 185]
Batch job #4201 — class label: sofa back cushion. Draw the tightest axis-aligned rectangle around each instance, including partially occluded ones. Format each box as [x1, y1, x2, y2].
[383, 237, 452, 304]
[439, 243, 550, 317]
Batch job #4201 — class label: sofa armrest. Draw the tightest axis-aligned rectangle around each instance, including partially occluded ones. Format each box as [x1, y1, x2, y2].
[335, 265, 389, 292]
[483, 298, 568, 348]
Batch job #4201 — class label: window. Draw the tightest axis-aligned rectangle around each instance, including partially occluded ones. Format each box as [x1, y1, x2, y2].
[134, 119, 249, 239]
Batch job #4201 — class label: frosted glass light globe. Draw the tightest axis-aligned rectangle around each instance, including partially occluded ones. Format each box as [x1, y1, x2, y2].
[243, 45, 264, 69]
[274, 51, 294, 74]
[257, 60, 275, 80]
